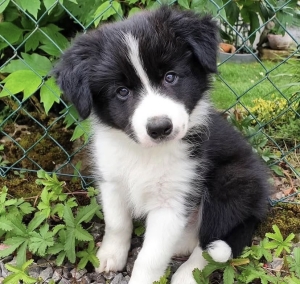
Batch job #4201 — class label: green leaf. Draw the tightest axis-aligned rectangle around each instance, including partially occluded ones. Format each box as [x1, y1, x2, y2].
[74, 224, 93, 241]
[178, 0, 190, 9]
[16, 240, 29, 266]
[134, 225, 145, 237]
[10, 218, 27, 236]
[0, 70, 42, 100]
[0, 216, 13, 231]
[39, 24, 69, 54]
[193, 268, 209, 284]
[43, 0, 58, 14]
[223, 266, 235, 284]
[27, 212, 46, 232]
[29, 224, 54, 256]
[4, 260, 36, 284]
[21, 53, 53, 76]
[56, 251, 67, 266]
[71, 119, 90, 142]
[24, 32, 40, 52]
[63, 205, 75, 227]
[266, 225, 283, 242]
[47, 242, 64, 254]
[290, 247, 300, 277]
[65, 228, 76, 263]
[40, 77, 61, 114]
[16, 0, 41, 19]
[128, 7, 141, 17]
[94, 1, 120, 27]
[0, 0, 10, 13]
[75, 204, 99, 225]
[0, 22, 23, 44]
[0, 237, 25, 258]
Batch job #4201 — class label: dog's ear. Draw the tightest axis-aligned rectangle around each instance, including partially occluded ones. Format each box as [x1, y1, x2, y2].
[170, 9, 219, 73]
[52, 33, 98, 119]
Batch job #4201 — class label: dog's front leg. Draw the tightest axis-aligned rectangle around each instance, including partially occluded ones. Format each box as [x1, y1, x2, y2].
[129, 208, 186, 284]
[96, 182, 133, 273]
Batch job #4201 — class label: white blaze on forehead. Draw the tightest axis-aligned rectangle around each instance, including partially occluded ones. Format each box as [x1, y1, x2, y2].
[123, 33, 152, 93]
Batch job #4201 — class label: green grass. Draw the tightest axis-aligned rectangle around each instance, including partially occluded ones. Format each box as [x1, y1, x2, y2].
[211, 60, 296, 110]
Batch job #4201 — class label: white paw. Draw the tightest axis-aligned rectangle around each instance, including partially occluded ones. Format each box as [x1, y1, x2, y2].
[207, 240, 232, 263]
[95, 239, 130, 273]
[171, 262, 197, 284]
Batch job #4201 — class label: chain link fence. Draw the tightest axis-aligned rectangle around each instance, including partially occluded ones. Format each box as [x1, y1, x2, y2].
[0, 0, 299, 204]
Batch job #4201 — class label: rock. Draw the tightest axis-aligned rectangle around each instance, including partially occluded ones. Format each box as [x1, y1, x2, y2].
[88, 272, 106, 283]
[80, 275, 91, 284]
[52, 268, 63, 282]
[103, 271, 117, 280]
[37, 258, 51, 268]
[0, 261, 9, 278]
[58, 278, 70, 284]
[111, 273, 125, 284]
[70, 268, 87, 279]
[270, 257, 284, 271]
[28, 264, 41, 279]
[126, 247, 141, 276]
[40, 266, 54, 281]
[63, 267, 72, 278]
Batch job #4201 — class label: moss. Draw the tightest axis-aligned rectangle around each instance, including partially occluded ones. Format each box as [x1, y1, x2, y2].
[3, 120, 73, 172]
[258, 203, 300, 239]
[1, 173, 84, 199]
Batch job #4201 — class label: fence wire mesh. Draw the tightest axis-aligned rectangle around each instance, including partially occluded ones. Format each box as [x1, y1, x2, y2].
[0, 0, 299, 204]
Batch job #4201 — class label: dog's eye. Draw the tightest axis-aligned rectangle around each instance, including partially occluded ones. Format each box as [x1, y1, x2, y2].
[164, 72, 178, 84]
[116, 87, 130, 101]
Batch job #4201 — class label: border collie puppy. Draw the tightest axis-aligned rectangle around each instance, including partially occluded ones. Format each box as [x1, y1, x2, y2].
[53, 6, 270, 284]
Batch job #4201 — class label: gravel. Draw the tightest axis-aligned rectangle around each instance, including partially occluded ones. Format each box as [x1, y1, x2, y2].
[0, 236, 153, 284]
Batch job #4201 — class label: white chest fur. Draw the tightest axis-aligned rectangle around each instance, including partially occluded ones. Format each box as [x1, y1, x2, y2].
[91, 123, 198, 218]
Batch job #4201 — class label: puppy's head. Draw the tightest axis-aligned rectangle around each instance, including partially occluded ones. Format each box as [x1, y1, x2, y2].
[53, 6, 219, 147]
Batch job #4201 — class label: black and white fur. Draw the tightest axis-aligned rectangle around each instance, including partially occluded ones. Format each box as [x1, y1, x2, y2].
[54, 7, 270, 284]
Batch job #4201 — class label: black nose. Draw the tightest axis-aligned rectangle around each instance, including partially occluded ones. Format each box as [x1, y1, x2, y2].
[146, 117, 173, 140]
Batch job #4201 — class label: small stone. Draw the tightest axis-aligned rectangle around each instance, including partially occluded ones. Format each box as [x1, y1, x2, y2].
[79, 275, 91, 284]
[58, 278, 70, 284]
[28, 264, 41, 279]
[0, 277, 4, 283]
[37, 259, 50, 268]
[63, 267, 72, 278]
[70, 268, 87, 279]
[52, 268, 63, 282]
[88, 272, 106, 283]
[103, 271, 117, 280]
[40, 266, 54, 281]
[270, 257, 284, 271]
[111, 273, 124, 284]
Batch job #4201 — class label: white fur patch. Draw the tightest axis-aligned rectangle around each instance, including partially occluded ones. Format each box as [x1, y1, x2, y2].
[207, 240, 232, 263]
[188, 96, 212, 131]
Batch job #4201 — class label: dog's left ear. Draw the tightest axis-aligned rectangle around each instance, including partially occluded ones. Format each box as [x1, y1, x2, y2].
[171, 9, 219, 73]
[52, 32, 99, 119]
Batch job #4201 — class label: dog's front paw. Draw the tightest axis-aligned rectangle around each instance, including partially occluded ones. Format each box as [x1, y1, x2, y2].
[95, 239, 130, 273]
[171, 263, 197, 284]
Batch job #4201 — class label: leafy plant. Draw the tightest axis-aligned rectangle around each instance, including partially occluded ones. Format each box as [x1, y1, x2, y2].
[193, 225, 298, 284]
[3, 259, 37, 284]
[216, 0, 300, 52]
[0, 171, 102, 272]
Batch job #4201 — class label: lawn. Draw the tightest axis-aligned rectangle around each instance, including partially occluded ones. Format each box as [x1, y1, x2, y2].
[211, 60, 295, 110]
